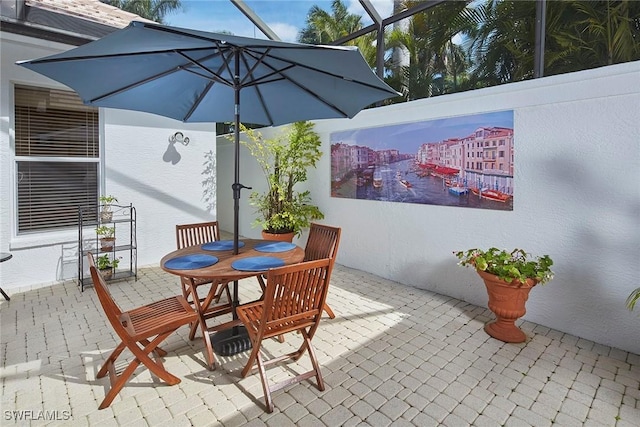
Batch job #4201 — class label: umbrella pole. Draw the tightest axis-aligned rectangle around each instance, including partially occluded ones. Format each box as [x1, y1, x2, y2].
[211, 49, 252, 357]
[232, 50, 241, 322]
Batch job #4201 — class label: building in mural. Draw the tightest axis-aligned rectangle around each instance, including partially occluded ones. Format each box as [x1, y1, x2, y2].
[330, 110, 514, 211]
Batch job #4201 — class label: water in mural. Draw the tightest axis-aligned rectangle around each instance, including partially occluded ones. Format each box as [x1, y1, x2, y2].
[330, 110, 514, 211]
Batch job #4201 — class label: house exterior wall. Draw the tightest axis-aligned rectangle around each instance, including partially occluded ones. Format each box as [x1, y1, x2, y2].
[1, 31, 216, 291]
[218, 61, 640, 354]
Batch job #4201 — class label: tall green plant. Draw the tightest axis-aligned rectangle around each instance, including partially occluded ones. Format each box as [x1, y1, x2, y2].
[241, 121, 324, 236]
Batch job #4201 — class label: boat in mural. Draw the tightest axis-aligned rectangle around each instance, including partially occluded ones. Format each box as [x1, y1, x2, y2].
[373, 171, 383, 188]
[448, 186, 469, 196]
[399, 179, 412, 189]
[471, 187, 512, 202]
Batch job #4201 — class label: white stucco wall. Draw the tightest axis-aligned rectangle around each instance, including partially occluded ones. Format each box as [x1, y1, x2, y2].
[103, 109, 218, 269]
[1, 32, 217, 290]
[3, 28, 639, 354]
[218, 61, 640, 354]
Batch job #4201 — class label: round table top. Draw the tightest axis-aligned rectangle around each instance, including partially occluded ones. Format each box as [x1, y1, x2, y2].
[161, 239, 305, 282]
[0, 253, 13, 263]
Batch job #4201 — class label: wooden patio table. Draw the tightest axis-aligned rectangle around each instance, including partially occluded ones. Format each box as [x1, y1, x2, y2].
[160, 239, 304, 368]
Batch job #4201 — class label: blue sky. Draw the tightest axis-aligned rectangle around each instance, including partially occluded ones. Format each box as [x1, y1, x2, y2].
[166, 0, 394, 42]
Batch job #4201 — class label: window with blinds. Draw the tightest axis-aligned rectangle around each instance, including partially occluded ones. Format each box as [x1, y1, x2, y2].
[14, 85, 99, 233]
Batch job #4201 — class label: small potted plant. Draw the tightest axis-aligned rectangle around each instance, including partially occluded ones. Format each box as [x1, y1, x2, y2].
[96, 225, 116, 251]
[454, 247, 554, 343]
[240, 121, 324, 241]
[96, 254, 120, 280]
[99, 195, 118, 223]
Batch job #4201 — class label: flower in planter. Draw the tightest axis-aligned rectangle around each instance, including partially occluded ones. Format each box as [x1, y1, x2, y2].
[99, 195, 118, 222]
[454, 247, 554, 285]
[96, 225, 116, 251]
[96, 254, 120, 279]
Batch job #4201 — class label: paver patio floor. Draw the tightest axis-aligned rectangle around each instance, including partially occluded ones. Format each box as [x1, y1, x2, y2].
[1, 264, 638, 426]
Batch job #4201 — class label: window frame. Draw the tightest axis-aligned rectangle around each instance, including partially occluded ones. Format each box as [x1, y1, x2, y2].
[12, 83, 101, 239]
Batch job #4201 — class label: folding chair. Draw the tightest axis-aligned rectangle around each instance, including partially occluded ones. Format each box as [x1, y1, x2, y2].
[257, 223, 341, 319]
[87, 253, 198, 409]
[176, 221, 234, 369]
[237, 258, 333, 413]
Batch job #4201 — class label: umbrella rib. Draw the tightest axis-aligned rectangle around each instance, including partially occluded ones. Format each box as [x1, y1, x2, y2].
[177, 50, 234, 87]
[238, 50, 275, 126]
[89, 67, 180, 103]
[245, 48, 396, 94]
[241, 50, 350, 118]
[183, 81, 214, 122]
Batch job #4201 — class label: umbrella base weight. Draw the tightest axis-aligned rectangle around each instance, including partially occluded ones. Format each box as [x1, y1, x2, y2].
[210, 326, 252, 356]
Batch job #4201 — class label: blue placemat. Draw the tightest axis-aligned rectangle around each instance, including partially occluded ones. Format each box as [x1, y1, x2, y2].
[231, 256, 285, 272]
[164, 254, 218, 270]
[254, 241, 297, 253]
[202, 240, 245, 251]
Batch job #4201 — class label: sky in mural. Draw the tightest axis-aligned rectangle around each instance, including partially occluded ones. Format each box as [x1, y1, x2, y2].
[331, 110, 514, 153]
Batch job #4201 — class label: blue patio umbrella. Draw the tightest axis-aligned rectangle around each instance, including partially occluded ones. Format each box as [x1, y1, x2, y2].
[17, 21, 399, 254]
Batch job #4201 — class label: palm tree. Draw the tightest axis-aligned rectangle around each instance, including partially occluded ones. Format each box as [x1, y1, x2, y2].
[298, 0, 382, 71]
[466, 0, 640, 85]
[465, 0, 537, 86]
[103, 0, 182, 24]
[387, 0, 474, 101]
[298, 0, 363, 45]
[544, 0, 640, 76]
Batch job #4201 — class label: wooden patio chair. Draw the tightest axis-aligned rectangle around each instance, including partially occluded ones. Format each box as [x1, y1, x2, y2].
[175, 222, 233, 341]
[237, 258, 333, 413]
[257, 223, 341, 319]
[87, 253, 198, 410]
[302, 223, 341, 319]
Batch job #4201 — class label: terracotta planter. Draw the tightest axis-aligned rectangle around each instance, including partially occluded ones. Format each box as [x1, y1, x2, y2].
[477, 269, 538, 343]
[99, 268, 113, 281]
[100, 237, 115, 252]
[261, 230, 295, 243]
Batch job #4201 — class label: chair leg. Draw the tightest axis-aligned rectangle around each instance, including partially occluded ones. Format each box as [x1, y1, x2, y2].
[97, 342, 127, 379]
[257, 275, 266, 292]
[99, 358, 140, 409]
[255, 353, 274, 413]
[201, 327, 216, 371]
[302, 332, 325, 391]
[214, 282, 232, 304]
[97, 332, 180, 410]
[189, 284, 205, 341]
[241, 342, 262, 378]
[323, 303, 336, 319]
[181, 280, 199, 336]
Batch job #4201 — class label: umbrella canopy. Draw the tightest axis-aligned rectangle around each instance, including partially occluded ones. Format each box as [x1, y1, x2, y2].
[18, 20, 399, 252]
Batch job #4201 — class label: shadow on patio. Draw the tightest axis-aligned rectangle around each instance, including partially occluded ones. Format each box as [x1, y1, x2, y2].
[1, 264, 638, 426]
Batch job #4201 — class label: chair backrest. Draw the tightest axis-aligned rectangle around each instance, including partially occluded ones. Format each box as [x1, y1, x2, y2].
[261, 258, 332, 337]
[176, 221, 220, 249]
[304, 223, 341, 263]
[87, 253, 126, 335]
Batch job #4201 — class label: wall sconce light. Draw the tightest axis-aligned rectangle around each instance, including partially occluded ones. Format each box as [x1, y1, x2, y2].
[169, 131, 190, 146]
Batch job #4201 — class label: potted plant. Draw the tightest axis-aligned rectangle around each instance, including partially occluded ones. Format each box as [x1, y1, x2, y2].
[240, 121, 324, 241]
[99, 195, 118, 222]
[96, 254, 120, 280]
[96, 225, 116, 252]
[454, 247, 554, 343]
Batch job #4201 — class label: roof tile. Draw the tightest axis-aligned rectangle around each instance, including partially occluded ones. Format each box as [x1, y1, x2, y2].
[27, 0, 154, 28]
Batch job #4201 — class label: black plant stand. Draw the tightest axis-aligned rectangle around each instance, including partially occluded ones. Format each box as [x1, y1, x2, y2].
[0, 253, 13, 301]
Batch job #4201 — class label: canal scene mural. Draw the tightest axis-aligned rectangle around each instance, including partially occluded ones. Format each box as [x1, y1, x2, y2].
[330, 110, 514, 211]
